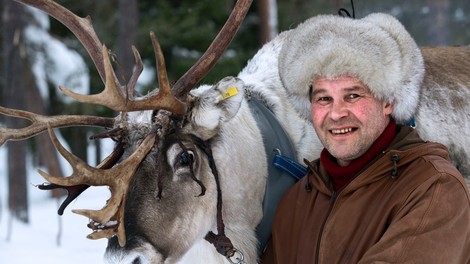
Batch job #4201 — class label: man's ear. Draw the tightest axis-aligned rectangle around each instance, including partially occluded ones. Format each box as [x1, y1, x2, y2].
[383, 100, 394, 115]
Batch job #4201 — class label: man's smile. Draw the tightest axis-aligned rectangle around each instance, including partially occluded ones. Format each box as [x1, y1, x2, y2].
[330, 127, 357, 135]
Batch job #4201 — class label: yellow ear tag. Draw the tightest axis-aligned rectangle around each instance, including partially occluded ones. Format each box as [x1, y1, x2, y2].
[222, 86, 239, 100]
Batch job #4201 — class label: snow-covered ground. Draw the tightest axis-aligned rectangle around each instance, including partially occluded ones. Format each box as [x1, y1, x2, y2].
[0, 145, 111, 263]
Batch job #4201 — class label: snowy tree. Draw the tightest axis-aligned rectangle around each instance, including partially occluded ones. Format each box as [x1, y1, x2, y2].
[1, 1, 90, 224]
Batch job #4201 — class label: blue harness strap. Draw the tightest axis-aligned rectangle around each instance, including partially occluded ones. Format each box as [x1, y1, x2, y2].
[248, 98, 307, 255]
[273, 152, 308, 180]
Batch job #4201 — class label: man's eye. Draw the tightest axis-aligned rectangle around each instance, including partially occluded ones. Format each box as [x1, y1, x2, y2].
[314, 97, 331, 105]
[346, 94, 360, 101]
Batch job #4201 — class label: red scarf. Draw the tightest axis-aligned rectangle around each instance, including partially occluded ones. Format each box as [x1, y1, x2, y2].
[320, 119, 397, 190]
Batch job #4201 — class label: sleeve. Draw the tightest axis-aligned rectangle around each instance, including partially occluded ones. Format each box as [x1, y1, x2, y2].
[358, 173, 470, 264]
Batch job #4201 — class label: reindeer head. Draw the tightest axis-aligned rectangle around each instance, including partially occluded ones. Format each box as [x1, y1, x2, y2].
[1, 0, 253, 258]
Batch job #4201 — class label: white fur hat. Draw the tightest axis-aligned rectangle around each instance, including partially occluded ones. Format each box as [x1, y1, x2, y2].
[279, 13, 424, 123]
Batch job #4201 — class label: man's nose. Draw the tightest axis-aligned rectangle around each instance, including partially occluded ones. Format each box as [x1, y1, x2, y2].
[329, 100, 348, 120]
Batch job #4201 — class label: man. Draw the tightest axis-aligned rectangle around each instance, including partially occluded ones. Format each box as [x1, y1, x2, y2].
[261, 13, 470, 263]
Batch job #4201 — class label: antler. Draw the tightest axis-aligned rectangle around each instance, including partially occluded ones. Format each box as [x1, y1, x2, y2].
[38, 126, 156, 246]
[14, 0, 187, 116]
[59, 41, 187, 115]
[14, 0, 253, 114]
[0, 106, 114, 145]
[8, 0, 253, 246]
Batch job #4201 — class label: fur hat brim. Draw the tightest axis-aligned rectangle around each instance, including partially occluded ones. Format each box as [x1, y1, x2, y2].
[279, 13, 424, 123]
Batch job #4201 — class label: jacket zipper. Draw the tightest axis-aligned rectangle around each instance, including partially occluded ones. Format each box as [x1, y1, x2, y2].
[312, 150, 392, 263]
[315, 190, 338, 264]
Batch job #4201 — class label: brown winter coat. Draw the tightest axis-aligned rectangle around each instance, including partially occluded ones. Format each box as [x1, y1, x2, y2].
[261, 126, 470, 264]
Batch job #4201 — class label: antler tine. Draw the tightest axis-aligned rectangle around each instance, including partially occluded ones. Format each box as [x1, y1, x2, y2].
[58, 45, 129, 111]
[59, 44, 187, 116]
[126, 46, 144, 99]
[14, 0, 106, 83]
[39, 125, 157, 246]
[151, 32, 172, 98]
[37, 125, 114, 187]
[172, 0, 253, 98]
[0, 106, 114, 145]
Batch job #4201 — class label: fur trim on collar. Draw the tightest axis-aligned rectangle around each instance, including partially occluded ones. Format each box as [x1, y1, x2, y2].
[279, 13, 424, 123]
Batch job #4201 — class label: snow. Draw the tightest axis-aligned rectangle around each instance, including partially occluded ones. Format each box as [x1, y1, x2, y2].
[0, 145, 111, 263]
[24, 7, 90, 102]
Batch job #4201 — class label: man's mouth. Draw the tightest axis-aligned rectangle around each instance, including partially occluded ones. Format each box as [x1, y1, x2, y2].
[330, 127, 357, 135]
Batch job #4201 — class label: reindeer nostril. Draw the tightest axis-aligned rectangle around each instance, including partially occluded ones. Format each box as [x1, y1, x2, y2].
[132, 257, 142, 264]
[179, 150, 195, 166]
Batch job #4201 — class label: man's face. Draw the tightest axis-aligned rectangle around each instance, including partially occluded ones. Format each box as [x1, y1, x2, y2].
[310, 76, 393, 166]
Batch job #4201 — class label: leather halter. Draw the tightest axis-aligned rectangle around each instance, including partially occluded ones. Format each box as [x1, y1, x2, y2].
[195, 139, 245, 264]
[195, 96, 304, 261]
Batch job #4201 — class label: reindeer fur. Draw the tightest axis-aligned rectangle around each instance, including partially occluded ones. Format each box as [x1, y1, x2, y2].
[417, 46, 470, 183]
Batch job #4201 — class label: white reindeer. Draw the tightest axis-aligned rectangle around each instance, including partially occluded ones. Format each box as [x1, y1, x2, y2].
[1, 1, 318, 263]
[102, 30, 321, 263]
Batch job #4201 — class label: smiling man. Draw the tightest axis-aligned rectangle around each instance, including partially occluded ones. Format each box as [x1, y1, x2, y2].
[261, 13, 470, 263]
[310, 76, 393, 168]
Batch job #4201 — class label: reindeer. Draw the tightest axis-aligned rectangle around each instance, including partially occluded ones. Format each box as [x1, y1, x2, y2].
[1, 0, 320, 263]
[1, 0, 470, 263]
[415, 46, 470, 183]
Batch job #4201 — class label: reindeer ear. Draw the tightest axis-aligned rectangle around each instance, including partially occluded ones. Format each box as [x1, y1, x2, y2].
[191, 76, 245, 121]
[212, 76, 245, 121]
[186, 77, 245, 140]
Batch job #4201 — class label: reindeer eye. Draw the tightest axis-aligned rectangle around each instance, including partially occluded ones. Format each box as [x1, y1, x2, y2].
[179, 150, 195, 166]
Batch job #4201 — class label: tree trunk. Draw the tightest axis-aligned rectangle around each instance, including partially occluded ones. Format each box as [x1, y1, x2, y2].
[117, 0, 138, 83]
[258, 0, 278, 44]
[2, 0, 30, 223]
[24, 73, 65, 199]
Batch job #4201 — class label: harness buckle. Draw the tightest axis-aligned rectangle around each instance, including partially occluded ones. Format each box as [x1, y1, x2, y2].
[226, 248, 245, 264]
